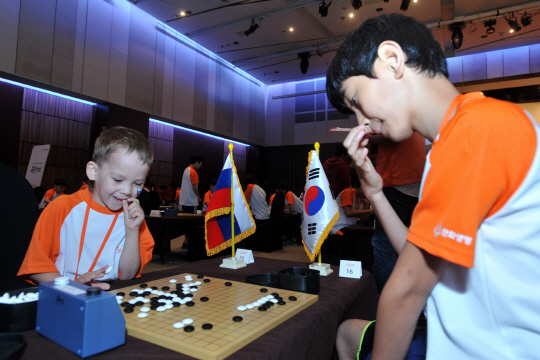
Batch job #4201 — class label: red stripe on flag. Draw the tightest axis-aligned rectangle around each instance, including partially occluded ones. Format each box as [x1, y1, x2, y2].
[206, 217, 226, 250]
[206, 188, 231, 213]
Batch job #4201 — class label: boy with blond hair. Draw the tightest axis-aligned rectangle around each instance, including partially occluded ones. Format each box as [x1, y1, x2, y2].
[19, 127, 155, 290]
[328, 13, 540, 360]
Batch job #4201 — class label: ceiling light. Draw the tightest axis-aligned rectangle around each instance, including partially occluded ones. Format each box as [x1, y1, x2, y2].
[351, 0, 362, 10]
[484, 19, 496, 34]
[319, 1, 331, 17]
[508, 15, 521, 32]
[522, 13, 532, 27]
[349, 13, 354, 18]
[180, 11, 185, 16]
[244, 18, 259, 36]
[298, 52, 311, 74]
[449, 22, 464, 50]
[400, 0, 411, 11]
[289, 27, 294, 32]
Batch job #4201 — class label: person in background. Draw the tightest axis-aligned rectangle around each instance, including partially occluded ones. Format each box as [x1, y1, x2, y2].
[323, 144, 352, 197]
[202, 178, 217, 213]
[164, 182, 175, 204]
[179, 155, 203, 214]
[39, 178, 67, 210]
[270, 181, 302, 246]
[244, 175, 270, 221]
[330, 177, 373, 237]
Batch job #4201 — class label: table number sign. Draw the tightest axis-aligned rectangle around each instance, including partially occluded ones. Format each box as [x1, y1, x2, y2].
[339, 260, 362, 279]
[149, 210, 161, 217]
[235, 249, 254, 264]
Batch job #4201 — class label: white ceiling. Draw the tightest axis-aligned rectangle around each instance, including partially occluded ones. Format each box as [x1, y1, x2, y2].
[134, 0, 540, 84]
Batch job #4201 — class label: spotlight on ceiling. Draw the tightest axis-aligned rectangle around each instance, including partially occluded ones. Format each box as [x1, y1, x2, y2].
[352, 0, 363, 10]
[484, 19, 496, 34]
[319, 0, 332, 17]
[400, 0, 411, 11]
[449, 22, 465, 50]
[522, 13, 532, 27]
[298, 52, 311, 74]
[508, 14, 521, 32]
[244, 18, 259, 36]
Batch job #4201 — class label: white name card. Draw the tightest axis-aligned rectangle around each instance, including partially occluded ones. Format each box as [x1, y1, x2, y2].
[149, 210, 161, 217]
[339, 260, 362, 279]
[235, 249, 254, 264]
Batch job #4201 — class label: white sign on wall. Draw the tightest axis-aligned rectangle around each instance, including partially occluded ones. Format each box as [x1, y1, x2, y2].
[25, 144, 51, 188]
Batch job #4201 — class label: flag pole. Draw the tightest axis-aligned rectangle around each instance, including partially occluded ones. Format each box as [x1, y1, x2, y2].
[315, 142, 322, 265]
[229, 143, 236, 258]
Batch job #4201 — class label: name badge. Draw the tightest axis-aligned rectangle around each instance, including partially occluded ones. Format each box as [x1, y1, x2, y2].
[235, 249, 254, 264]
[339, 260, 362, 279]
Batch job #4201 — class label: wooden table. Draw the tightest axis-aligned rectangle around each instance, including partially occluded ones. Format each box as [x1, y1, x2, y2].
[145, 214, 205, 264]
[20, 257, 379, 360]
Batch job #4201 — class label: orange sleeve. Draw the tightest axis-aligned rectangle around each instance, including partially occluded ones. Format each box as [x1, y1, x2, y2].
[175, 189, 180, 201]
[286, 192, 294, 205]
[18, 197, 68, 283]
[136, 220, 155, 277]
[270, 194, 275, 205]
[340, 189, 354, 208]
[204, 190, 212, 204]
[245, 184, 254, 201]
[79, 184, 88, 191]
[190, 167, 199, 185]
[44, 189, 55, 199]
[408, 99, 536, 268]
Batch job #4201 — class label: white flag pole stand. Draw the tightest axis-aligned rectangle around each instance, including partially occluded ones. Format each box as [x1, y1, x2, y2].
[308, 142, 333, 276]
[220, 143, 246, 270]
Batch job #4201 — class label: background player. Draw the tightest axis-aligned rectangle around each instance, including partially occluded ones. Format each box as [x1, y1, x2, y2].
[327, 13, 540, 360]
[19, 126, 155, 290]
[38, 178, 67, 210]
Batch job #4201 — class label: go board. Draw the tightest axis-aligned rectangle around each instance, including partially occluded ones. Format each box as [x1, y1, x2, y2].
[111, 273, 318, 360]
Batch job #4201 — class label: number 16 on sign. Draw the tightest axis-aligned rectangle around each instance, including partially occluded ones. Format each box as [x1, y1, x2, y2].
[339, 260, 362, 279]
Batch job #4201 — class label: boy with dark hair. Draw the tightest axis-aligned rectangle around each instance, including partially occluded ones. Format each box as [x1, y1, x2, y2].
[19, 126, 155, 290]
[329, 13, 540, 360]
[39, 178, 67, 209]
[179, 155, 203, 214]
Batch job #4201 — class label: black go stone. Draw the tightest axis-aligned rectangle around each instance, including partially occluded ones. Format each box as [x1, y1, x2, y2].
[159, 295, 167, 299]
[186, 301, 195, 307]
[200, 297, 209, 302]
[258, 306, 267, 311]
[289, 296, 297, 301]
[151, 286, 158, 290]
[225, 282, 232, 286]
[278, 301, 286, 305]
[117, 292, 125, 297]
[150, 304, 158, 310]
[120, 302, 130, 307]
[173, 302, 181, 307]
[197, 275, 204, 279]
[150, 297, 159, 301]
[202, 323, 213, 330]
[184, 325, 195, 332]
[265, 301, 274, 307]
[143, 291, 152, 296]
[260, 288, 268, 293]
[139, 284, 148, 288]
[162, 286, 170, 291]
[233, 316, 243, 322]
[203, 279, 211, 283]
[129, 292, 138, 297]
[190, 286, 198, 290]
[123, 307, 134, 313]
[271, 293, 279, 297]
[135, 301, 144, 306]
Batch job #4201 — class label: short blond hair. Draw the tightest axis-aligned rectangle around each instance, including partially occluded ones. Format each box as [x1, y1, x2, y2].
[93, 126, 153, 166]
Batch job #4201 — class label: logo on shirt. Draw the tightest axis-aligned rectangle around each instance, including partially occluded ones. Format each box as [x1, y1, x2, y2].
[116, 247, 122, 253]
[433, 223, 473, 245]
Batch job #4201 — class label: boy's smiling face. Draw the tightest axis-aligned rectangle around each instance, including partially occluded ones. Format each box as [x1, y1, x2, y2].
[87, 148, 149, 211]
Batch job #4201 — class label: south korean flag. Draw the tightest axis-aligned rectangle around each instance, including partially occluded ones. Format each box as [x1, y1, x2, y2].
[301, 150, 340, 262]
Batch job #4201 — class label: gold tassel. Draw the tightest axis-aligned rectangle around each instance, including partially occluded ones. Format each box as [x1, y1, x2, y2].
[302, 210, 340, 262]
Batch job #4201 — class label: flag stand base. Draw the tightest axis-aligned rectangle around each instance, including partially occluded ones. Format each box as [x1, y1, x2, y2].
[220, 257, 247, 269]
[309, 262, 333, 276]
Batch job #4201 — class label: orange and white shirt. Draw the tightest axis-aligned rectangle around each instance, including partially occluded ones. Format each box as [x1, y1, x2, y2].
[331, 188, 364, 235]
[246, 184, 270, 220]
[179, 165, 199, 206]
[204, 190, 212, 205]
[39, 189, 64, 209]
[270, 191, 303, 213]
[18, 189, 154, 283]
[408, 93, 540, 359]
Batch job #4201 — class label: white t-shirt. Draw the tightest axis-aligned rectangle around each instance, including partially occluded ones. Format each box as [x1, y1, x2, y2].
[249, 185, 270, 220]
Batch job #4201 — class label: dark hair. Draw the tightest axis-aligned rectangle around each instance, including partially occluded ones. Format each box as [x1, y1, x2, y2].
[334, 144, 348, 157]
[326, 14, 448, 114]
[190, 155, 203, 164]
[54, 178, 67, 187]
[209, 178, 218, 186]
[276, 181, 289, 192]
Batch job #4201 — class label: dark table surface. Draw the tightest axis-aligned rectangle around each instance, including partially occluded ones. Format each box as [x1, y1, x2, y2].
[21, 256, 379, 360]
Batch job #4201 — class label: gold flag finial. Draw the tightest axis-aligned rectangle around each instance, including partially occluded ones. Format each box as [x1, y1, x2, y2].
[314, 142, 320, 156]
[229, 143, 234, 152]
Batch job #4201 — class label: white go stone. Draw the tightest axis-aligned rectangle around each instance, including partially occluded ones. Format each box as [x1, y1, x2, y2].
[156, 291, 165, 296]
[164, 304, 173, 309]
[137, 313, 148, 318]
[135, 296, 144, 301]
[165, 300, 173, 304]
[190, 288, 198, 293]
[194, 281, 202, 286]
[140, 307, 150, 312]
[151, 290, 159, 294]
[169, 279, 177, 283]
[182, 318, 194, 325]
[142, 298, 150, 303]
[128, 299, 137, 304]
[270, 299, 279, 303]
[245, 304, 255, 309]
[237, 306, 247, 311]
[184, 297, 193, 302]
[173, 322, 184, 329]
[156, 306, 166, 312]
[116, 296, 123, 300]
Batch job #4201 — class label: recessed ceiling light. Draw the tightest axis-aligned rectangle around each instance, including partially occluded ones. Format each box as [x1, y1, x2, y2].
[289, 27, 294, 32]
[180, 11, 185, 16]
[510, 29, 514, 33]
[349, 13, 354, 18]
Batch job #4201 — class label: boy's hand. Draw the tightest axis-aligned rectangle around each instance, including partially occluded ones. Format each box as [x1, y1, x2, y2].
[123, 197, 144, 232]
[343, 125, 384, 200]
[76, 266, 111, 290]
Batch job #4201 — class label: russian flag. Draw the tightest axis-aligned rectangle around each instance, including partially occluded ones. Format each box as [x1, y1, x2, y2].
[205, 153, 256, 256]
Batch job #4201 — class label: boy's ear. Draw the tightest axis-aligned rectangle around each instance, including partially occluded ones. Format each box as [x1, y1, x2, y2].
[377, 41, 405, 79]
[86, 161, 98, 181]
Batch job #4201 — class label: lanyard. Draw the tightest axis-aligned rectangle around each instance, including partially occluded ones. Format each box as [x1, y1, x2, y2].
[74, 195, 120, 280]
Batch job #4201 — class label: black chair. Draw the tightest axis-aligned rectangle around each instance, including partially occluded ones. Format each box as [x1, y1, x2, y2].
[0, 164, 40, 293]
[33, 186, 46, 205]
